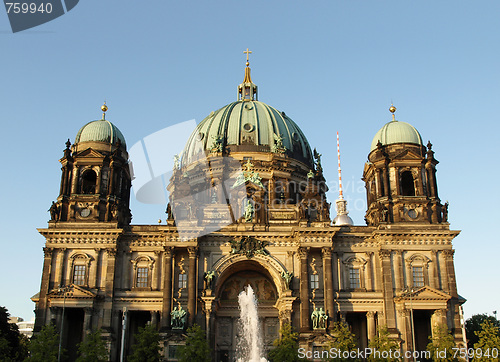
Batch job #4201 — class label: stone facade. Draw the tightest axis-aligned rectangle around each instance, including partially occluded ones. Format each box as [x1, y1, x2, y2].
[33, 69, 465, 361]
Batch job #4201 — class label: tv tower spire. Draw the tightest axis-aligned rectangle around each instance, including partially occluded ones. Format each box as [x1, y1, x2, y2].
[334, 131, 353, 226]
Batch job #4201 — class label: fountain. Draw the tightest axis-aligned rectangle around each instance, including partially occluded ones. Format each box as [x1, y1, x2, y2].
[236, 285, 268, 362]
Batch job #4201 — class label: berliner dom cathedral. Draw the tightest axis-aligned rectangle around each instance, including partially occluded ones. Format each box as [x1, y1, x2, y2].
[33, 51, 465, 361]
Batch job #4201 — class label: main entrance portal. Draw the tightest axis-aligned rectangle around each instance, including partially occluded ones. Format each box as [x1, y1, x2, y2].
[214, 268, 279, 361]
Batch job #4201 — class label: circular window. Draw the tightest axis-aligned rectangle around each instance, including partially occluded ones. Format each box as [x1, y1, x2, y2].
[292, 132, 299, 141]
[243, 123, 255, 132]
[407, 209, 418, 219]
[245, 103, 253, 110]
[80, 208, 91, 218]
[197, 132, 204, 141]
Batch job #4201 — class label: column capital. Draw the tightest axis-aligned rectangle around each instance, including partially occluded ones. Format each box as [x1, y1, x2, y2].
[298, 247, 310, 259]
[43, 247, 54, 258]
[442, 249, 455, 258]
[164, 246, 174, 258]
[366, 311, 376, 318]
[321, 247, 332, 258]
[187, 246, 199, 258]
[379, 249, 391, 259]
[397, 309, 409, 317]
[106, 248, 117, 257]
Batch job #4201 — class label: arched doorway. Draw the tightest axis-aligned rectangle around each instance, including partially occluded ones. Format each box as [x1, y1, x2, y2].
[213, 260, 280, 361]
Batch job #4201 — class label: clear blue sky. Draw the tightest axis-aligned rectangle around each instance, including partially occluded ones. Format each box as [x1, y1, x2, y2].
[1, 0, 498, 322]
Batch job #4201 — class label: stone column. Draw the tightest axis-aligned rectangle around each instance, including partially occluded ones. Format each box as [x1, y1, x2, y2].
[71, 167, 79, 194]
[322, 247, 335, 323]
[151, 311, 159, 328]
[187, 247, 198, 326]
[374, 251, 383, 292]
[429, 250, 438, 289]
[379, 250, 396, 329]
[438, 251, 449, 293]
[153, 251, 161, 290]
[102, 248, 116, 330]
[161, 247, 173, 330]
[298, 247, 310, 331]
[365, 252, 373, 291]
[95, 167, 101, 194]
[431, 309, 447, 330]
[337, 252, 344, 291]
[443, 250, 458, 297]
[383, 167, 390, 197]
[91, 249, 100, 289]
[394, 250, 403, 291]
[332, 252, 339, 291]
[366, 311, 376, 341]
[34, 247, 54, 332]
[83, 307, 93, 334]
[54, 248, 66, 288]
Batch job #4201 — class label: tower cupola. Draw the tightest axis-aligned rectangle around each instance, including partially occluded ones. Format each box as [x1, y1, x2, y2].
[363, 105, 446, 226]
[48, 103, 132, 227]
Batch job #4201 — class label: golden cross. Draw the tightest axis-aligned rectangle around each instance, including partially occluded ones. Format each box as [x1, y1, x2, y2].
[244, 159, 254, 172]
[243, 48, 252, 62]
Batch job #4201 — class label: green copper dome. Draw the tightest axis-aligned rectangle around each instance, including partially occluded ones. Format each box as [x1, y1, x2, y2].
[182, 100, 313, 166]
[75, 119, 126, 147]
[370, 120, 423, 152]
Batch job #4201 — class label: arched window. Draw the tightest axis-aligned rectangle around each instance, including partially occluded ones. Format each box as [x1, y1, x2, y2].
[343, 256, 367, 291]
[81, 170, 97, 194]
[131, 256, 154, 290]
[401, 171, 415, 196]
[69, 253, 92, 287]
[406, 254, 430, 288]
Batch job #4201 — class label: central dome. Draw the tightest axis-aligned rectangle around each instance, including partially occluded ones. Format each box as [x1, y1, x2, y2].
[182, 100, 313, 167]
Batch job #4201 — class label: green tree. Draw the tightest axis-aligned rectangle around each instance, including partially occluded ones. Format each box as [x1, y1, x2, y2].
[367, 325, 399, 362]
[465, 314, 500, 350]
[28, 324, 60, 362]
[76, 329, 108, 362]
[268, 323, 304, 362]
[323, 321, 360, 361]
[473, 319, 500, 362]
[128, 324, 161, 362]
[0, 306, 29, 361]
[427, 324, 457, 362]
[177, 324, 210, 362]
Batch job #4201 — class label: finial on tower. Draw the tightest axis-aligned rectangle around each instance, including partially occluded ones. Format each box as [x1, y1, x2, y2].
[244, 48, 252, 66]
[389, 104, 396, 121]
[238, 49, 258, 101]
[101, 101, 108, 120]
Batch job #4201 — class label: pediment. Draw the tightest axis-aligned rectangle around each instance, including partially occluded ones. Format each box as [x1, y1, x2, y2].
[47, 284, 97, 299]
[75, 147, 105, 159]
[393, 149, 423, 160]
[396, 286, 450, 302]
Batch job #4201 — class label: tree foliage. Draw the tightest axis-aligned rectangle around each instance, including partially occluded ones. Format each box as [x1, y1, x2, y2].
[177, 324, 210, 362]
[28, 324, 60, 362]
[76, 329, 108, 362]
[473, 319, 500, 362]
[0, 306, 29, 361]
[465, 314, 500, 350]
[323, 321, 360, 361]
[268, 323, 305, 362]
[128, 324, 161, 362]
[367, 325, 399, 362]
[426, 324, 457, 362]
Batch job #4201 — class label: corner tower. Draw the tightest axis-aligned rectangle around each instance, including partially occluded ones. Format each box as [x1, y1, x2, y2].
[51, 104, 132, 227]
[363, 105, 444, 226]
